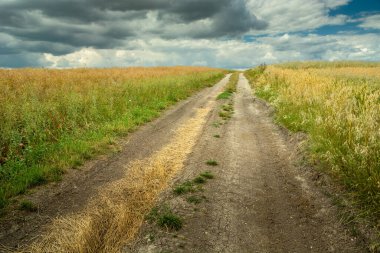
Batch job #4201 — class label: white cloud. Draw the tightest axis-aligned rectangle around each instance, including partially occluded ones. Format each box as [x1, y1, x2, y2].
[44, 48, 103, 67]
[358, 14, 380, 30]
[247, 0, 349, 33]
[42, 32, 380, 69]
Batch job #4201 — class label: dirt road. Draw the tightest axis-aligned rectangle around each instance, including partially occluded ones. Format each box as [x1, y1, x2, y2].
[0, 74, 364, 252]
[130, 74, 363, 252]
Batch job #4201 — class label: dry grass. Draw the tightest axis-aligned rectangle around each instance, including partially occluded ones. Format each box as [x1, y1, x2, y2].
[275, 61, 380, 69]
[19, 100, 215, 253]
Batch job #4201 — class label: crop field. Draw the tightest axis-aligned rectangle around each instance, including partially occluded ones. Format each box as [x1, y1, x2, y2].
[0, 67, 225, 209]
[245, 62, 380, 220]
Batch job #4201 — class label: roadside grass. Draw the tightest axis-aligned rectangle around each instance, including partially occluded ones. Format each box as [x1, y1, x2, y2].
[245, 63, 380, 222]
[0, 67, 225, 209]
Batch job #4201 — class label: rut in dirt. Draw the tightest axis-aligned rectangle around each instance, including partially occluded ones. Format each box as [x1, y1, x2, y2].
[132, 74, 362, 253]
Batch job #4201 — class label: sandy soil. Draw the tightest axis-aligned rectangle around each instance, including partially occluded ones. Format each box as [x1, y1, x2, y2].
[0, 74, 366, 252]
[128, 74, 364, 253]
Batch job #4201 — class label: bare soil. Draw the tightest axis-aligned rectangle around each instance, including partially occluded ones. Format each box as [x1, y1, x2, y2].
[0, 74, 366, 252]
[128, 74, 364, 253]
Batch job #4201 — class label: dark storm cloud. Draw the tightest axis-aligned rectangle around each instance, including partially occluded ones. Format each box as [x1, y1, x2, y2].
[169, 0, 226, 22]
[200, 0, 268, 37]
[0, 53, 48, 68]
[0, 0, 267, 58]
[92, 0, 170, 11]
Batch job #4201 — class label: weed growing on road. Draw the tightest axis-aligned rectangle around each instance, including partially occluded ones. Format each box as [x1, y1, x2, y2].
[213, 134, 220, 138]
[174, 172, 215, 195]
[222, 103, 233, 112]
[186, 196, 202, 204]
[219, 103, 234, 120]
[173, 181, 195, 195]
[212, 121, 222, 128]
[217, 91, 233, 99]
[193, 176, 206, 184]
[217, 72, 239, 100]
[206, 160, 218, 166]
[147, 205, 183, 231]
[200, 171, 214, 179]
[19, 200, 37, 212]
[219, 111, 230, 119]
[157, 213, 183, 231]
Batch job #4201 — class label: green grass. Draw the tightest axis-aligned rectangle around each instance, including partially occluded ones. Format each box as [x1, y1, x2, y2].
[222, 103, 233, 112]
[193, 176, 206, 184]
[212, 122, 222, 128]
[218, 111, 230, 119]
[217, 72, 239, 100]
[206, 160, 218, 166]
[200, 171, 214, 179]
[0, 67, 225, 209]
[186, 196, 202, 204]
[19, 200, 37, 212]
[147, 205, 183, 230]
[173, 181, 195, 195]
[157, 213, 183, 230]
[173, 172, 214, 195]
[217, 91, 233, 100]
[219, 103, 234, 120]
[244, 64, 267, 82]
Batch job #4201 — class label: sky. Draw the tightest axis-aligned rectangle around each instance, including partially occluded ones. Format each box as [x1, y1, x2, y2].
[0, 0, 379, 69]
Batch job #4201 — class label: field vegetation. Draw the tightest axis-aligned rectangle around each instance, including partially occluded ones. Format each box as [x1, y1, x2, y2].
[0, 67, 225, 209]
[216, 72, 239, 99]
[245, 62, 380, 221]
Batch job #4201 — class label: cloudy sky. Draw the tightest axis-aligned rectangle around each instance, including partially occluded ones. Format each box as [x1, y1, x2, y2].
[0, 0, 379, 68]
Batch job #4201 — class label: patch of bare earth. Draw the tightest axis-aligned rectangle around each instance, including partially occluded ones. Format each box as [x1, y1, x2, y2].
[129, 74, 364, 253]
